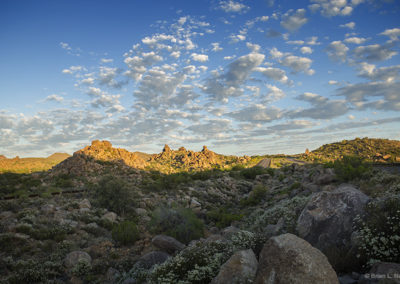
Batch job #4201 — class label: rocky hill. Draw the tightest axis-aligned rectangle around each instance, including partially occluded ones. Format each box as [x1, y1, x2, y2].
[0, 152, 70, 173]
[302, 137, 400, 162]
[52, 140, 255, 175]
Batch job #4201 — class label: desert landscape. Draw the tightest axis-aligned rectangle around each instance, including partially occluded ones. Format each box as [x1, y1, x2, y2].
[1, 137, 400, 283]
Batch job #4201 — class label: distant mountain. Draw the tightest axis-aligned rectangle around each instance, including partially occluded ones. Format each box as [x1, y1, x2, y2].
[0, 152, 70, 173]
[303, 137, 400, 162]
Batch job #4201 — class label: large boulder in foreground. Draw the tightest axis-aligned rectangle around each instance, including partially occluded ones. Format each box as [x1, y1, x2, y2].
[255, 233, 339, 284]
[297, 184, 369, 251]
[211, 249, 258, 284]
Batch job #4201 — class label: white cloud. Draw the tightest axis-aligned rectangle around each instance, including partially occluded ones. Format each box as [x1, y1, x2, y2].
[265, 84, 286, 100]
[358, 64, 400, 82]
[309, 0, 362, 17]
[101, 58, 113, 63]
[170, 51, 181, 58]
[191, 53, 209, 62]
[353, 43, 397, 62]
[340, 22, 356, 29]
[380, 28, 400, 41]
[211, 42, 223, 52]
[344, 37, 367, 44]
[62, 65, 84, 75]
[328, 80, 339, 85]
[256, 67, 291, 84]
[326, 41, 349, 62]
[202, 52, 265, 101]
[290, 92, 349, 119]
[124, 51, 163, 81]
[229, 34, 246, 43]
[282, 55, 314, 75]
[219, 0, 249, 13]
[280, 9, 308, 32]
[300, 46, 313, 54]
[45, 94, 64, 103]
[227, 104, 282, 122]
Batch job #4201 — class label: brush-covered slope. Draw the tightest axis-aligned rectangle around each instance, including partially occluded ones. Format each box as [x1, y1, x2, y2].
[0, 153, 70, 173]
[303, 137, 400, 162]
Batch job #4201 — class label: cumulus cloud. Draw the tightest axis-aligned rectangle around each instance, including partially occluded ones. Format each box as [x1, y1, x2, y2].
[62, 65, 85, 75]
[227, 104, 282, 123]
[219, 0, 249, 13]
[191, 53, 209, 62]
[124, 51, 163, 81]
[269, 47, 314, 75]
[211, 42, 223, 52]
[326, 40, 349, 62]
[337, 81, 400, 110]
[358, 64, 400, 82]
[256, 67, 291, 84]
[353, 43, 397, 62]
[280, 9, 308, 32]
[101, 58, 113, 63]
[344, 37, 367, 44]
[202, 52, 265, 101]
[380, 28, 400, 41]
[340, 22, 356, 29]
[300, 46, 313, 54]
[45, 94, 64, 103]
[309, 0, 362, 17]
[290, 92, 349, 119]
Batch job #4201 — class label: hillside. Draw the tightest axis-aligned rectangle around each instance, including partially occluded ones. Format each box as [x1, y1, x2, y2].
[302, 137, 400, 163]
[0, 152, 70, 173]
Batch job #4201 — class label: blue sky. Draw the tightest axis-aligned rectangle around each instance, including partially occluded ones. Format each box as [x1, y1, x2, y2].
[1, 0, 400, 157]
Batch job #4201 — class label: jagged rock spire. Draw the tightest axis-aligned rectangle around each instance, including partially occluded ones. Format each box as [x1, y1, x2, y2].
[163, 144, 171, 153]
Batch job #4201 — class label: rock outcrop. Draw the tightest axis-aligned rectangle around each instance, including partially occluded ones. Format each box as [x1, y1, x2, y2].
[255, 233, 339, 284]
[152, 235, 185, 254]
[296, 184, 370, 270]
[211, 249, 258, 284]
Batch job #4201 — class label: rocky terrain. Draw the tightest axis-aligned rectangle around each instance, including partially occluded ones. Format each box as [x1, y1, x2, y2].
[1, 138, 400, 283]
[302, 137, 400, 163]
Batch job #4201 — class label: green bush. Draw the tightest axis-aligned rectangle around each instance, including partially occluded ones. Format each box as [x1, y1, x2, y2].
[112, 220, 140, 246]
[93, 175, 136, 216]
[149, 206, 204, 244]
[239, 166, 272, 180]
[354, 196, 400, 266]
[240, 184, 268, 206]
[207, 207, 244, 228]
[327, 156, 371, 182]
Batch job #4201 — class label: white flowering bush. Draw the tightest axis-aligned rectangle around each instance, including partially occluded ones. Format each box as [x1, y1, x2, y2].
[354, 195, 400, 266]
[244, 196, 309, 233]
[120, 230, 264, 283]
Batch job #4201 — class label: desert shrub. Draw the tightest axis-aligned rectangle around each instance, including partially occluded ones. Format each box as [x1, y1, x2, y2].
[54, 173, 74, 188]
[240, 184, 268, 206]
[354, 195, 400, 266]
[71, 259, 92, 277]
[112, 220, 140, 246]
[7, 259, 62, 283]
[239, 166, 272, 180]
[149, 206, 204, 244]
[244, 196, 310, 233]
[150, 241, 232, 283]
[93, 175, 136, 216]
[30, 222, 72, 241]
[231, 164, 245, 171]
[327, 156, 371, 182]
[206, 207, 244, 228]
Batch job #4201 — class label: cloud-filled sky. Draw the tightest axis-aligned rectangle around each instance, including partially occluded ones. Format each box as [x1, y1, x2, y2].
[1, 0, 400, 157]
